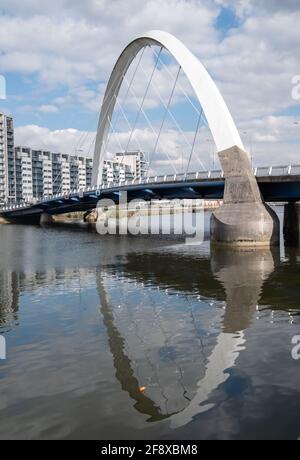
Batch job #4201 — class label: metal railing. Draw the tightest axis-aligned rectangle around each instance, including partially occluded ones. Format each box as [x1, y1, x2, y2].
[1, 164, 300, 212]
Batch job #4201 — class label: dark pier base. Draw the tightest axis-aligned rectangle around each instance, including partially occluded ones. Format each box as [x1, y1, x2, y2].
[284, 202, 300, 246]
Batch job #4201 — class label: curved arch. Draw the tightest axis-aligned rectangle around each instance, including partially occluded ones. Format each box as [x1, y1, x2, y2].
[92, 30, 244, 186]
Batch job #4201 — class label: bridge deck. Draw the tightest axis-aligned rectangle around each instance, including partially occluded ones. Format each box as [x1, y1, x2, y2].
[1, 170, 300, 222]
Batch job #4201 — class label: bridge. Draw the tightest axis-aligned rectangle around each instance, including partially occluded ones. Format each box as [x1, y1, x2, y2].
[1, 30, 300, 246]
[1, 165, 300, 244]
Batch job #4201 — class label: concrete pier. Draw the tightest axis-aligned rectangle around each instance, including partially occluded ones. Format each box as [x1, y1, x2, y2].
[211, 145, 279, 247]
[283, 202, 300, 246]
[40, 213, 54, 225]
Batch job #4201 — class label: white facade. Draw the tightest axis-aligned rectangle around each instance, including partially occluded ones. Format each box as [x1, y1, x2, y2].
[70, 156, 87, 190]
[15, 147, 33, 201]
[113, 151, 147, 179]
[13, 148, 95, 202]
[0, 112, 15, 203]
[6, 143, 146, 202]
[102, 159, 134, 186]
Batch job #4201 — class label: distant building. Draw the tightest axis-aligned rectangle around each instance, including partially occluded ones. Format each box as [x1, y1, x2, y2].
[1, 114, 149, 203]
[113, 151, 148, 179]
[102, 159, 134, 186]
[0, 112, 15, 203]
[14, 148, 94, 202]
[15, 147, 33, 202]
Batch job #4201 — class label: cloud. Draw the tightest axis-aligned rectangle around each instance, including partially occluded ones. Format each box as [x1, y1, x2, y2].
[38, 104, 58, 113]
[14, 124, 96, 156]
[1, 0, 300, 168]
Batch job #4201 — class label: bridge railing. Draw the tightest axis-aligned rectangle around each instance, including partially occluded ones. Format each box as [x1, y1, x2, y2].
[2, 164, 300, 211]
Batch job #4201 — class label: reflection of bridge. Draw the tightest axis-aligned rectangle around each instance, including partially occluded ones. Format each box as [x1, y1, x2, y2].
[96, 245, 297, 427]
[0, 233, 297, 428]
[1, 30, 299, 245]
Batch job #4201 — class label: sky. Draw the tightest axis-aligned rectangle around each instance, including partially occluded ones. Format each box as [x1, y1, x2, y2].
[0, 0, 300, 172]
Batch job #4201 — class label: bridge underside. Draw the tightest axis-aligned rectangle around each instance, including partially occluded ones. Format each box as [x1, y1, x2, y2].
[1, 175, 300, 224]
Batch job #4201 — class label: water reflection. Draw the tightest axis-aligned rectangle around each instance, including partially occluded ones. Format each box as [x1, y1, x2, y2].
[211, 247, 279, 333]
[0, 223, 299, 439]
[97, 246, 279, 427]
[0, 271, 19, 329]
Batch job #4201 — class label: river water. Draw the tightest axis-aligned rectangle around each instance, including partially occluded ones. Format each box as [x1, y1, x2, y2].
[0, 208, 299, 440]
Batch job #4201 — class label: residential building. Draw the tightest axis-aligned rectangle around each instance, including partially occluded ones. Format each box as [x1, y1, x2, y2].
[113, 151, 148, 179]
[102, 159, 134, 186]
[15, 147, 33, 201]
[3, 119, 148, 202]
[0, 112, 15, 203]
[70, 155, 87, 190]
[12, 148, 96, 202]
[31, 150, 53, 199]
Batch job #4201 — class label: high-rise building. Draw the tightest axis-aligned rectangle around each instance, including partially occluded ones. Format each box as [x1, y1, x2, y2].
[0, 112, 15, 203]
[70, 155, 87, 190]
[113, 151, 148, 179]
[3, 119, 148, 202]
[15, 147, 33, 202]
[32, 150, 53, 198]
[86, 158, 93, 188]
[12, 148, 96, 202]
[102, 159, 134, 186]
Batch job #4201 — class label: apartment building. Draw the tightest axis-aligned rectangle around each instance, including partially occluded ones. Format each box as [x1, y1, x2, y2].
[113, 151, 148, 179]
[70, 155, 87, 190]
[0, 112, 15, 203]
[15, 147, 33, 202]
[12, 148, 97, 202]
[1, 113, 149, 202]
[102, 159, 134, 186]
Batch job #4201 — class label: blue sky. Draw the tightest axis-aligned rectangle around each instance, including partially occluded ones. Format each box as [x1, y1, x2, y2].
[0, 0, 300, 171]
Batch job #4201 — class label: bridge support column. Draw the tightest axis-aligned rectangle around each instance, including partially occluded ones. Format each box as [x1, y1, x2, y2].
[211, 145, 279, 247]
[40, 213, 54, 225]
[283, 202, 300, 246]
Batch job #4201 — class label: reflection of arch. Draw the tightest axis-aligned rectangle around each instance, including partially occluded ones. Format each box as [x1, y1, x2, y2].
[96, 271, 176, 421]
[92, 30, 244, 186]
[98, 247, 276, 427]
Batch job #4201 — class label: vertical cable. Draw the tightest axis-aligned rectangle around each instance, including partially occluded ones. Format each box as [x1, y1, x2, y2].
[185, 108, 203, 178]
[123, 46, 163, 158]
[146, 65, 181, 176]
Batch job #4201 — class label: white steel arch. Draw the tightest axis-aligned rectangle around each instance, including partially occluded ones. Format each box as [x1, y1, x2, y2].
[92, 30, 244, 186]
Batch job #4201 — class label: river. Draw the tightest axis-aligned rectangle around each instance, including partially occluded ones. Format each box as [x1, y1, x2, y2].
[0, 208, 299, 440]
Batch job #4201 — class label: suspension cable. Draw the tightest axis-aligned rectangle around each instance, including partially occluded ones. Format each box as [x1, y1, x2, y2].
[123, 46, 163, 157]
[151, 47, 202, 117]
[185, 108, 203, 178]
[114, 96, 145, 154]
[120, 74, 177, 175]
[147, 65, 181, 175]
[138, 63, 205, 171]
[106, 47, 146, 150]
[107, 115, 126, 154]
